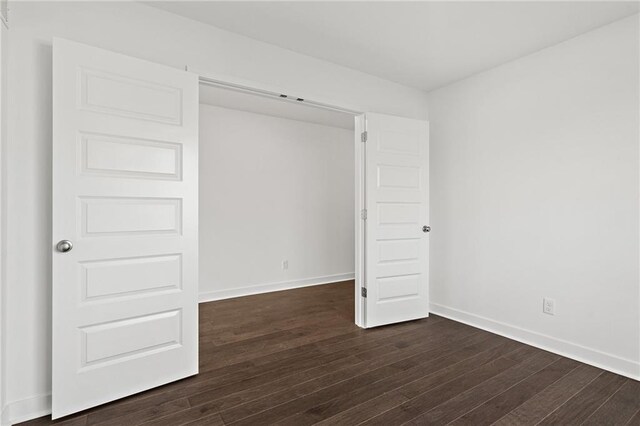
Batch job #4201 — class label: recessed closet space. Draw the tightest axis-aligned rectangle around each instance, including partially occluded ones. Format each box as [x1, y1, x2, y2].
[198, 85, 356, 303]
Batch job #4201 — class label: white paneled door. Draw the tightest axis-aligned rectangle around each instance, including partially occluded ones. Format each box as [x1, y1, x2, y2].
[52, 38, 199, 418]
[362, 113, 429, 328]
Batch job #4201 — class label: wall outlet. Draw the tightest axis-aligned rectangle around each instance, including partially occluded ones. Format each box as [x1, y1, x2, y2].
[543, 297, 555, 315]
[282, 260, 289, 271]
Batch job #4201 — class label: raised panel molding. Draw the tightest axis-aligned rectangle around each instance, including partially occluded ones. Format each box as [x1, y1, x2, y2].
[377, 274, 420, 302]
[79, 196, 182, 237]
[377, 164, 421, 189]
[78, 68, 183, 125]
[79, 132, 182, 180]
[378, 129, 420, 155]
[378, 239, 420, 264]
[80, 254, 182, 302]
[377, 202, 420, 226]
[79, 310, 182, 370]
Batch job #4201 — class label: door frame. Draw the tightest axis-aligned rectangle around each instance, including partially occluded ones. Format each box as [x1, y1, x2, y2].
[354, 115, 366, 328]
[188, 67, 367, 328]
[0, 19, 6, 423]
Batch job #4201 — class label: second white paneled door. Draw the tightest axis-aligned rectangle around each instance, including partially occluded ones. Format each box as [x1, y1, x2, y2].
[52, 38, 199, 418]
[361, 113, 430, 328]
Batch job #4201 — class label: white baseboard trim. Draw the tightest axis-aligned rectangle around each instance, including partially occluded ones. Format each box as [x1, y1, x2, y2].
[199, 273, 355, 303]
[3, 394, 51, 425]
[430, 302, 640, 381]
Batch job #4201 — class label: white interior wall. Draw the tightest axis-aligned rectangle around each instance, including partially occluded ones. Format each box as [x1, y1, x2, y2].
[199, 104, 354, 300]
[3, 1, 427, 422]
[427, 15, 640, 379]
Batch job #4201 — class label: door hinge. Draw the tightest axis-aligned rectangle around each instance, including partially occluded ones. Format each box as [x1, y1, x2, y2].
[360, 209, 367, 220]
[361, 131, 368, 143]
[361, 287, 367, 298]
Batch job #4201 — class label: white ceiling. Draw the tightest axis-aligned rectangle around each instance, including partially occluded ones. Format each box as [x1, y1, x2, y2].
[200, 84, 355, 129]
[150, 1, 638, 91]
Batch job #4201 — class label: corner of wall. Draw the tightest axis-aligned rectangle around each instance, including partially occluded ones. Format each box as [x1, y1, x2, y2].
[0, 407, 10, 426]
[2, 394, 51, 425]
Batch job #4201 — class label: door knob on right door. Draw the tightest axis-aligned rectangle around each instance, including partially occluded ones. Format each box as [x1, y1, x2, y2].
[423, 226, 431, 233]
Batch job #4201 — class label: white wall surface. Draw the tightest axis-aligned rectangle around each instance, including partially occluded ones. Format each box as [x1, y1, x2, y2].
[3, 1, 427, 422]
[428, 15, 640, 379]
[199, 104, 354, 301]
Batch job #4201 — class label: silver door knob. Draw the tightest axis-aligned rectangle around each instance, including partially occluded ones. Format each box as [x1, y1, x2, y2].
[56, 240, 73, 253]
[422, 226, 431, 233]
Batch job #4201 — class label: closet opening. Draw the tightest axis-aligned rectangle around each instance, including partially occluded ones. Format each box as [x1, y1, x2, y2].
[197, 80, 361, 324]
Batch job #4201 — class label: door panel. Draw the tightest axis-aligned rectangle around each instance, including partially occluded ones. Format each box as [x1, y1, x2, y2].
[52, 38, 198, 418]
[78, 68, 183, 124]
[80, 196, 182, 236]
[80, 133, 182, 179]
[81, 254, 182, 301]
[363, 113, 429, 327]
[79, 310, 182, 369]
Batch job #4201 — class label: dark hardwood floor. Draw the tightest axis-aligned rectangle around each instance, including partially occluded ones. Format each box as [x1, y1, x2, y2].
[22, 280, 640, 425]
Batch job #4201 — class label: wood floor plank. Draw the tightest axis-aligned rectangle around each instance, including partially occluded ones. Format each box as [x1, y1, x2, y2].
[87, 318, 365, 421]
[111, 316, 444, 425]
[182, 413, 225, 426]
[275, 333, 513, 426]
[359, 355, 525, 425]
[402, 350, 561, 425]
[89, 321, 388, 424]
[583, 379, 640, 426]
[272, 333, 504, 426]
[219, 322, 479, 424]
[315, 338, 525, 425]
[190, 349, 382, 410]
[200, 321, 358, 370]
[91, 398, 190, 426]
[537, 371, 628, 425]
[19, 281, 638, 426]
[395, 345, 538, 403]
[314, 391, 409, 426]
[18, 416, 88, 426]
[447, 357, 579, 425]
[139, 319, 466, 426]
[493, 363, 602, 425]
[136, 354, 365, 426]
[626, 409, 640, 425]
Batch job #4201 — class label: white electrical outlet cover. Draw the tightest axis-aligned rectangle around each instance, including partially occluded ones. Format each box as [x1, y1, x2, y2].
[543, 298, 555, 315]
